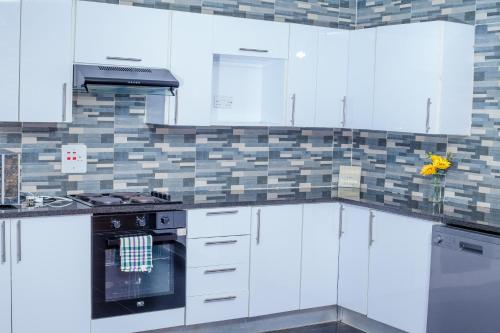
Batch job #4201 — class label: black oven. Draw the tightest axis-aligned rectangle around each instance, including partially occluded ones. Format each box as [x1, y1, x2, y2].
[91, 210, 186, 319]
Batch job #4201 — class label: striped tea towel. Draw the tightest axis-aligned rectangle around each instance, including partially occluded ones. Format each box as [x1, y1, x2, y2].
[120, 235, 153, 273]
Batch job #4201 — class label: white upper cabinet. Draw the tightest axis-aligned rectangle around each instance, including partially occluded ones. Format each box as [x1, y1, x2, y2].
[287, 24, 320, 127]
[315, 29, 349, 128]
[372, 21, 474, 135]
[212, 15, 289, 59]
[168, 12, 213, 126]
[0, 220, 11, 333]
[19, 0, 74, 123]
[0, 1, 20, 122]
[367, 211, 435, 333]
[300, 203, 340, 310]
[75, 1, 170, 68]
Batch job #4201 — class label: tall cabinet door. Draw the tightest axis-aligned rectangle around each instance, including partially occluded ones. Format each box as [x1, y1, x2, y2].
[337, 205, 370, 315]
[19, 0, 74, 123]
[287, 24, 319, 127]
[0, 220, 11, 333]
[249, 205, 303, 317]
[11, 216, 91, 333]
[0, 1, 20, 122]
[300, 203, 340, 309]
[169, 12, 213, 126]
[367, 212, 434, 333]
[315, 29, 349, 128]
[372, 23, 441, 133]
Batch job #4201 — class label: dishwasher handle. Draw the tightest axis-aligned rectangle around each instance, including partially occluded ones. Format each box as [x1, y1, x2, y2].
[459, 241, 484, 255]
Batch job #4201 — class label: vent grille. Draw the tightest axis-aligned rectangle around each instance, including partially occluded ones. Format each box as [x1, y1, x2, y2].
[98, 66, 152, 73]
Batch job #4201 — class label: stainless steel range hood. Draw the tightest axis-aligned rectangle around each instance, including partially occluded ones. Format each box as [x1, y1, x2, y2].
[73, 64, 179, 95]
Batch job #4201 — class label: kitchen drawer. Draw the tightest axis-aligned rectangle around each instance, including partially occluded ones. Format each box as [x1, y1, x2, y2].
[212, 15, 289, 59]
[186, 291, 249, 325]
[188, 207, 251, 238]
[187, 235, 250, 267]
[187, 263, 249, 297]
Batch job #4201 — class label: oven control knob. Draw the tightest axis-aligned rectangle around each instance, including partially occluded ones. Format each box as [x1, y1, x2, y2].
[111, 219, 121, 229]
[434, 236, 443, 245]
[136, 216, 147, 227]
[160, 216, 171, 225]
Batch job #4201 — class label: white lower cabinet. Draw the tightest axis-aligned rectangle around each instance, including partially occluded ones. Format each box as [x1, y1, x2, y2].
[0, 220, 11, 333]
[187, 291, 249, 325]
[300, 203, 340, 309]
[249, 205, 303, 317]
[367, 211, 435, 333]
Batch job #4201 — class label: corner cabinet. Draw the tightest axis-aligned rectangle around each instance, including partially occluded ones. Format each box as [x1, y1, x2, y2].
[3, 215, 91, 333]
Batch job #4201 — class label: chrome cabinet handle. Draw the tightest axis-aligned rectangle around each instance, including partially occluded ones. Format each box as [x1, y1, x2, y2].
[204, 296, 237, 303]
[291, 94, 296, 126]
[1, 221, 5, 264]
[425, 97, 432, 133]
[206, 210, 238, 216]
[341, 96, 346, 127]
[174, 89, 179, 125]
[204, 267, 237, 274]
[16, 220, 21, 263]
[256, 208, 261, 244]
[106, 56, 142, 62]
[239, 48, 268, 53]
[205, 240, 237, 246]
[62, 82, 67, 122]
[369, 210, 375, 247]
[338, 204, 345, 239]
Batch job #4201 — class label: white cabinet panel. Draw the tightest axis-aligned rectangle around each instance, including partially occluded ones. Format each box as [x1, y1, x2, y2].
[0, 1, 20, 122]
[187, 235, 250, 268]
[287, 24, 320, 127]
[337, 204, 370, 315]
[367, 211, 434, 333]
[249, 205, 302, 317]
[346, 29, 376, 130]
[186, 290, 249, 325]
[315, 29, 349, 128]
[19, 0, 74, 123]
[188, 207, 251, 239]
[187, 263, 249, 297]
[300, 203, 340, 310]
[75, 1, 170, 68]
[0, 220, 11, 333]
[168, 12, 212, 126]
[212, 15, 289, 59]
[11, 215, 91, 333]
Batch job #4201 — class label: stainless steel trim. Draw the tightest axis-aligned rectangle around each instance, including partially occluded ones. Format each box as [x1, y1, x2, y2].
[256, 208, 261, 244]
[369, 210, 375, 247]
[239, 48, 268, 53]
[1, 221, 5, 264]
[341, 96, 347, 127]
[339, 204, 345, 239]
[1, 155, 5, 205]
[291, 94, 296, 126]
[205, 240, 237, 246]
[426, 97, 432, 134]
[204, 267, 237, 274]
[204, 296, 237, 303]
[16, 220, 21, 263]
[62, 82, 67, 122]
[174, 89, 179, 125]
[206, 210, 239, 216]
[106, 56, 142, 62]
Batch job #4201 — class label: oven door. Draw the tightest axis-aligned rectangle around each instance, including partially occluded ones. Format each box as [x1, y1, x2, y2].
[92, 230, 186, 319]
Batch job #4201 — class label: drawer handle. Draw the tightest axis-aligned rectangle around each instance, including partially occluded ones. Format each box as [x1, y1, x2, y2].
[204, 267, 237, 274]
[106, 56, 142, 62]
[239, 48, 269, 53]
[204, 296, 237, 303]
[206, 210, 238, 216]
[205, 240, 237, 246]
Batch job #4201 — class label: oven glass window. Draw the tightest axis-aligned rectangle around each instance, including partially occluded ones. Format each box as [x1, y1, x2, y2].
[104, 243, 175, 302]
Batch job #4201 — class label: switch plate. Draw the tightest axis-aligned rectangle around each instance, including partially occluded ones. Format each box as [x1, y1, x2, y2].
[338, 165, 361, 188]
[61, 144, 87, 174]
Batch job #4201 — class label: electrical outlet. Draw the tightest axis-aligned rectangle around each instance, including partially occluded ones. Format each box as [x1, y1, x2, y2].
[61, 144, 87, 174]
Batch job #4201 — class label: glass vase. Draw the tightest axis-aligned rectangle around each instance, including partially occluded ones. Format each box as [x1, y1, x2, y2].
[430, 174, 445, 203]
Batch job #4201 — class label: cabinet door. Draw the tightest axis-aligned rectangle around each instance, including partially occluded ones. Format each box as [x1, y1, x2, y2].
[346, 29, 376, 130]
[337, 205, 370, 315]
[19, 0, 74, 123]
[212, 15, 289, 59]
[75, 1, 170, 68]
[300, 203, 340, 310]
[0, 1, 20, 122]
[11, 216, 91, 333]
[367, 212, 434, 333]
[169, 12, 212, 126]
[249, 205, 303, 317]
[287, 24, 319, 127]
[315, 29, 349, 128]
[372, 23, 441, 133]
[0, 220, 11, 333]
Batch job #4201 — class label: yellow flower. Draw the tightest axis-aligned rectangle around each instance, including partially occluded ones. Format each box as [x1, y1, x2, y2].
[420, 164, 437, 176]
[431, 155, 451, 170]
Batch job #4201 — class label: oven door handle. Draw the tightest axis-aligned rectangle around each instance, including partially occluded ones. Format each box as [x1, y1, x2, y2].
[106, 233, 178, 247]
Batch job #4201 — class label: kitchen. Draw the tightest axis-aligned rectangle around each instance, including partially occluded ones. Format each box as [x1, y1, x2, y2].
[0, 0, 495, 333]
